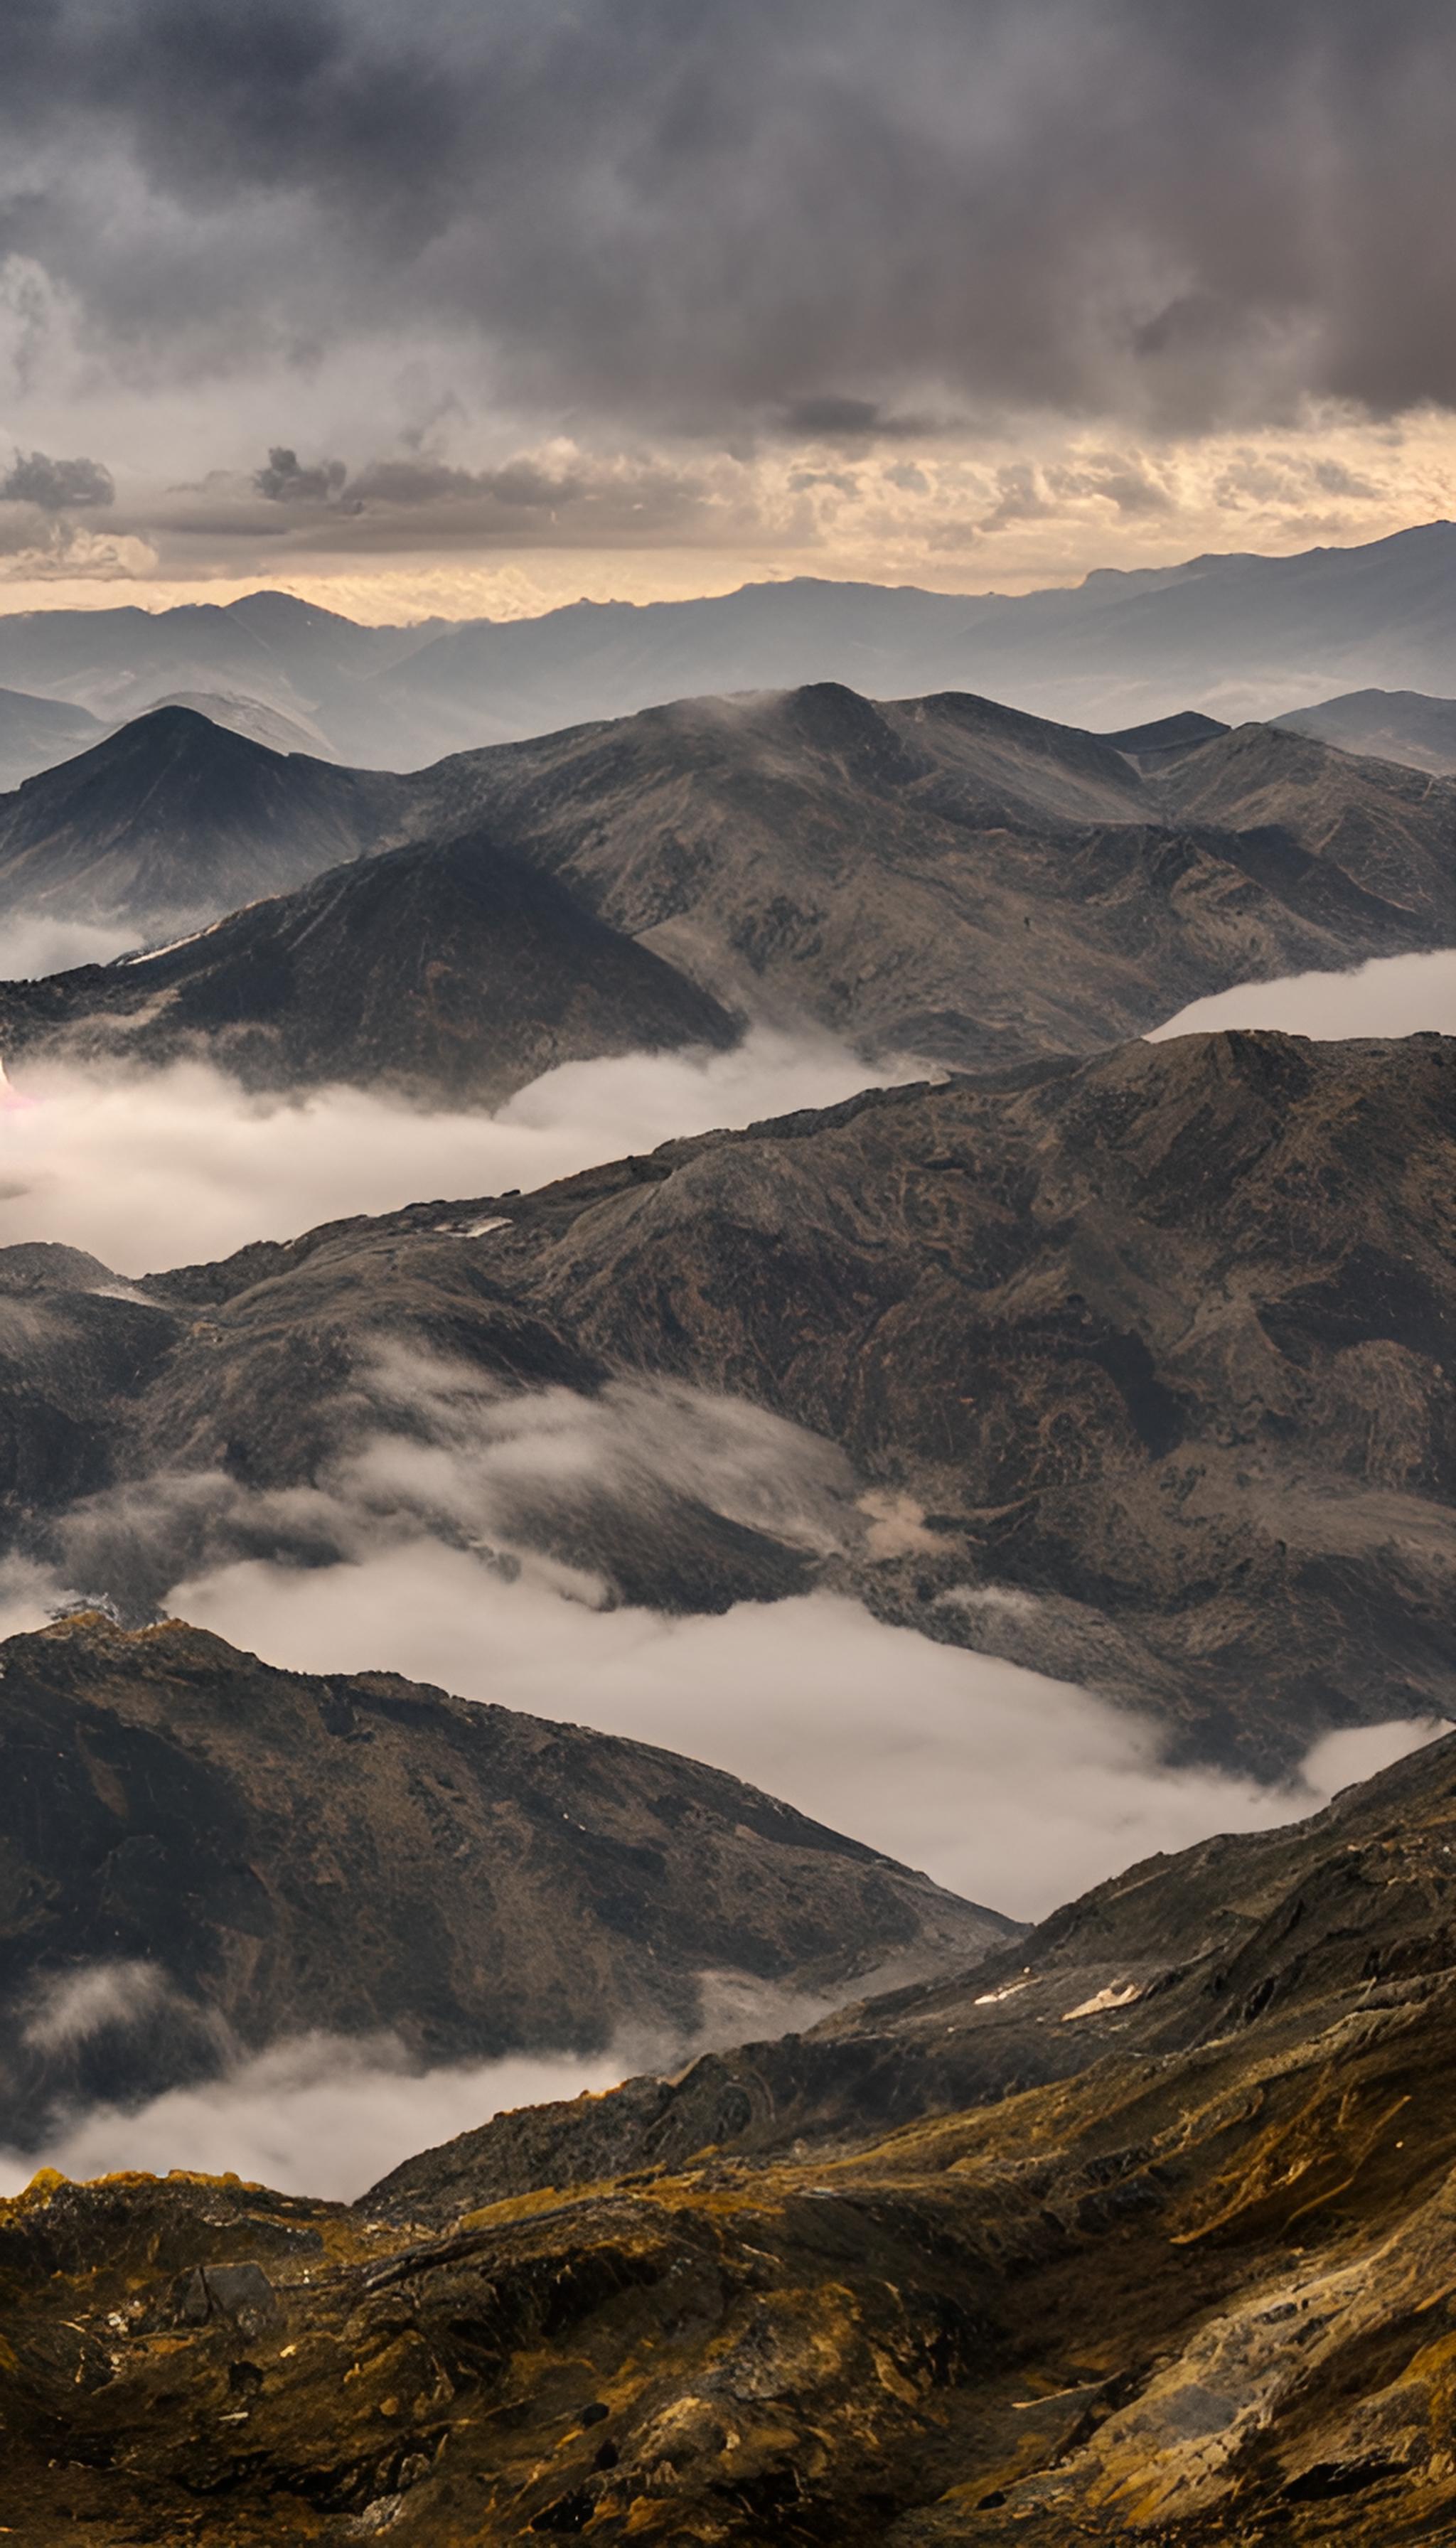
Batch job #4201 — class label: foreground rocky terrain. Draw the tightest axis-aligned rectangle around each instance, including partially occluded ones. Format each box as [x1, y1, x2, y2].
[0, 1614, 1006, 2143]
[7, 1714, 1456, 2542]
[6, 1029, 1449, 1772]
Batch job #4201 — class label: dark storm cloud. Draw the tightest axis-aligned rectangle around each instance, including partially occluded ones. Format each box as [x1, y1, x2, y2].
[6, 0, 1456, 433]
[254, 446, 348, 503]
[776, 397, 936, 443]
[0, 449, 114, 508]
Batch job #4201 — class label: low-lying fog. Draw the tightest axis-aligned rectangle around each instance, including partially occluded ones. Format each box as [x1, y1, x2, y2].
[1149, 944, 1456, 1041]
[0, 1027, 926, 1273]
[0, 947, 1448, 2200]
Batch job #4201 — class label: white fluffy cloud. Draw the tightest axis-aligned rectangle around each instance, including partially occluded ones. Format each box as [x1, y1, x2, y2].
[0, 2032, 626, 2203]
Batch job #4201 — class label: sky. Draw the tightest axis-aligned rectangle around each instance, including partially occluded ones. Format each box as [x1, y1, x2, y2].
[2, 1, 1456, 621]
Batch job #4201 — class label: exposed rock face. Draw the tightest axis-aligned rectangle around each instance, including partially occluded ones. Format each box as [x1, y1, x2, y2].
[9, 1728, 1456, 2541]
[6, 1029, 1435, 1770]
[0, 1613, 1010, 2143]
[0, 830, 738, 1101]
[0, 705, 409, 928]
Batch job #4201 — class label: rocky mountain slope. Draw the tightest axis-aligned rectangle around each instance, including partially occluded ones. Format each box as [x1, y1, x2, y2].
[400, 685, 1452, 1070]
[0, 705, 409, 931]
[1276, 685, 1456, 776]
[0, 829, 737, 1100]
[6, 1030, 1450, 1772]
[2, 681, 1450, 1087]
[0, 1612, 1008, 2151]
[8, 1716, 1456, 2542]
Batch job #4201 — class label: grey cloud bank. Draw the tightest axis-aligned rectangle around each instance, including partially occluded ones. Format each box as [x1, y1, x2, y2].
[4, 1, 1456, 439]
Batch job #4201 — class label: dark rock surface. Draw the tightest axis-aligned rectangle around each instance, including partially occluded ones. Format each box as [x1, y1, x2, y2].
[0, 1612, 1010, 2143]
[9, 1723, 1456, 2540]
[14, 1028, 1433, 1772]
[0, 828, 738, 1101]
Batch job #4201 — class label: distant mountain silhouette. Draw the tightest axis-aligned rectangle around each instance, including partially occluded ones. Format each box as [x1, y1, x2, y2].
[1275, 683, 1456, 775]
[375, 522, 1456, 748]
[0, 685, 106, 792]
[0, 523, 1455, 769]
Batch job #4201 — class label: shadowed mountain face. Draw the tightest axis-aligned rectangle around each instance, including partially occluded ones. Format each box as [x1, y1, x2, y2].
[6, 1032, 1451, 1772]
[0, 830, 738, 1101]
[2, 683, 1450, 1090]
[1276, 685, 1456, 776]
[9, 1718, 1456, 2541]
[0, 1613, 1011, 2149]
[0, 706, 409, 930]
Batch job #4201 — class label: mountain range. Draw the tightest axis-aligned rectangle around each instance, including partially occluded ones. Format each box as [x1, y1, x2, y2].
[7, 1655, 1456, 2542]
[1, 680, 1450, 1096]
[0, 530, 1452, 2545]
[0, 523, 1455, 783]
[1275, 684, 1456, 775]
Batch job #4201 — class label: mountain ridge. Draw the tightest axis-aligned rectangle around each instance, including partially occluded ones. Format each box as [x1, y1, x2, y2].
[0, 521, 1455, 774]
[1, 681, 1448, 1091]
[4, 1029, 1448, 1775]
[0, 1610, 1012, 2149]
